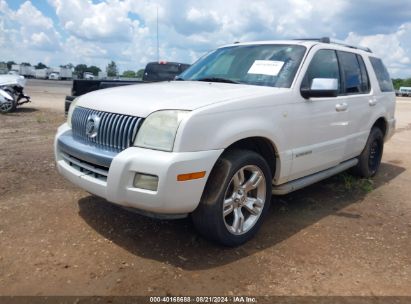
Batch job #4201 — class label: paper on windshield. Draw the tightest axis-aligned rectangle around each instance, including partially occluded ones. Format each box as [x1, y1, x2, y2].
[247, 60, 284, 76]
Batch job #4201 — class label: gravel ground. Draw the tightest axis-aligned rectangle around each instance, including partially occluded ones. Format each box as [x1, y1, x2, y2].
[0, 79, 410, 296]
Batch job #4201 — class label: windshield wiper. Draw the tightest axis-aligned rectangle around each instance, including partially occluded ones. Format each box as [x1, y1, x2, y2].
[195, 77, 240, 84]
[175, 77, 184, 81]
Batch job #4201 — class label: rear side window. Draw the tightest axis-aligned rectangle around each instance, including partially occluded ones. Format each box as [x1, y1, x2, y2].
[357, 55, 370, 93]
[369, 57, 394, 92]
[302, 49, 340, 91]
[337, 51, 369, 94]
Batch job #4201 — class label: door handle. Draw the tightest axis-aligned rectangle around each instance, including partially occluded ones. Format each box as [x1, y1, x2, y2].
[369, 99, 378, 106]
[335, 102, 348, 112]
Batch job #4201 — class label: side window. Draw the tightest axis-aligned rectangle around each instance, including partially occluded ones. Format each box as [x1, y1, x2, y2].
[369, 57, 394, 92]
[357, 55, 370, 93]
[337, 51, 363, 94]
[302, 49, 340, 91]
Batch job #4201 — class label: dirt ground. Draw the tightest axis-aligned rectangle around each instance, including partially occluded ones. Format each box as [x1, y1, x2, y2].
[0, 79, 410, 296]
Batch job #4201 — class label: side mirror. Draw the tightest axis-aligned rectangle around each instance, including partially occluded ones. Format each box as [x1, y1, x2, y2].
[301, 78, 338, 99]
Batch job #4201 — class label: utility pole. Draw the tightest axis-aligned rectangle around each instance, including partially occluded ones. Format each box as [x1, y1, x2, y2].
[156, 7, 159, 62]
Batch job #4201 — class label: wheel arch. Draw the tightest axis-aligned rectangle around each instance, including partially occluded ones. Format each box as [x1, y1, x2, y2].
[372, 117, 388, 139]
[220, 136, 279, 180]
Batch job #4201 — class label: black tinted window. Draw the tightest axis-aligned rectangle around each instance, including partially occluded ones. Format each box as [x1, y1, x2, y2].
[369, 57, 394, 92]
[357, 55, 370, 93]
[144, 63, 185, 81]
[302, 49, 340, 91]
[338, 51, 363, 94]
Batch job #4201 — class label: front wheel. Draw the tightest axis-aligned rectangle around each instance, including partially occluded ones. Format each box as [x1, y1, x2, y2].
[0, 89, 16, 114]
[192, 149, 272, 247]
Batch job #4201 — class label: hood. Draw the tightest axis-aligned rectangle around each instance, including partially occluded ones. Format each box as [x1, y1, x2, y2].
[0, 75, 26, 87]
[78, 81, 287, 117]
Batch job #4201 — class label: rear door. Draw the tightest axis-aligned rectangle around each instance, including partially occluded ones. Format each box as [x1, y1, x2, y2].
[336, 51, 372, 160]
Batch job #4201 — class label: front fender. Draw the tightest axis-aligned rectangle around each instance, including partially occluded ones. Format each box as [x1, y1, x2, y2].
[176, 109, 283, 152]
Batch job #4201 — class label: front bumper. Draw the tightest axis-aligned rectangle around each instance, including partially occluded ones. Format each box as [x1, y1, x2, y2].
[55, 124, 223, 215]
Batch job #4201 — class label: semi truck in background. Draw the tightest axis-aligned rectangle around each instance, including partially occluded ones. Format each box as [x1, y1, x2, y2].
[35, 69, 49, 79]
[50, 67, 73, 80]
[11, 64, 35, 78]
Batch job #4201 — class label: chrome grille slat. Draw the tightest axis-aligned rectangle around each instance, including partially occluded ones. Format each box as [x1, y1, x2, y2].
[71, 107, 143, 152]
[112, 114, 120, 148]
[123, 116, 133, 149]
[117, 115, 127, 149]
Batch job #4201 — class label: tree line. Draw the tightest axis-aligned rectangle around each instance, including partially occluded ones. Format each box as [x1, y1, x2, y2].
[392, 78, 411, 90]
[1, 60, 145, 79]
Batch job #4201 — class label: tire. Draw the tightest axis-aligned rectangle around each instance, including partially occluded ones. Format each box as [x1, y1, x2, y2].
[352, 127, 384, 178]
[0, 89, 17, 114]
[6, 89, 17, 109]
[192, 149, 272, 247]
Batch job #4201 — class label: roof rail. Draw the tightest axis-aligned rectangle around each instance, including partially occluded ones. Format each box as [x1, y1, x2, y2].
[295, 37, 372, 53]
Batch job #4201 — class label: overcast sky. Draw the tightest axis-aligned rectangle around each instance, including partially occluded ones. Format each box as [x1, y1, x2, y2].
[1, 0, 411, 77]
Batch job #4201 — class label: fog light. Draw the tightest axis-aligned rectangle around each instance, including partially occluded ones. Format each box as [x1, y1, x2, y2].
[133, 173, 159, 191]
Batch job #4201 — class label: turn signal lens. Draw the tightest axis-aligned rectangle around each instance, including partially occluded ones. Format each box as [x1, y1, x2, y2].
[177, 171, 206, 182]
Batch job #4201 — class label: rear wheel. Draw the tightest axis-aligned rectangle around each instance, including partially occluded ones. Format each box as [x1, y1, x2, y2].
[192, 149, 272, 246]
[352, 127, 384, 178]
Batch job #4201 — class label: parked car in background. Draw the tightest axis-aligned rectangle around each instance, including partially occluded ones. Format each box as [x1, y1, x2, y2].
[398, 86, 411, 97]
[55, 38, 395, 246]
[0, 74, 30, 113]
[64, 61, 190, 114]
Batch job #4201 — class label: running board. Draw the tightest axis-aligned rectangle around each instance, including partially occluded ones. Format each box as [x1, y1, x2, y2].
[272, 158, 358, 195]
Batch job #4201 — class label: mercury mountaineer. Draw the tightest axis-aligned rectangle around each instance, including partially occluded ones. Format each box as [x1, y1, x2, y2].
[55, 38, 396, 246]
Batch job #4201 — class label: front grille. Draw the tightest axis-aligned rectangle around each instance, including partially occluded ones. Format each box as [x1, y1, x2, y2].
[71, 107, 143, 152]
[61, 152, 108, 181]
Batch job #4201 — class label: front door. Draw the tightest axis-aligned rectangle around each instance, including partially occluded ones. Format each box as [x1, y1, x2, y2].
[288, 49, 349, 181]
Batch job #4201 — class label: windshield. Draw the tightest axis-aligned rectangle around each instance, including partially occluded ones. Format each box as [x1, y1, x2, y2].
[179, 44, 306, 88]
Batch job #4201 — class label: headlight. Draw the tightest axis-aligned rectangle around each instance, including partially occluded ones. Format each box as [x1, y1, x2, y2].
[67, 97, 79, 128]
[134, 110, 190, 152]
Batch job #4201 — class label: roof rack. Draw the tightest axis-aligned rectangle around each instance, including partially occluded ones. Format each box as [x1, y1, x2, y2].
[295, 37, 372, 53]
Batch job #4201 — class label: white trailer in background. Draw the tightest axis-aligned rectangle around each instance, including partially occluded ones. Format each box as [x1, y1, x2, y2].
[10, 64, 35, 78]
[35, 69, 49, 79]
[11, 64, 20, 72]
[59, 67, 72, 80]
[98, 71, 107, 79]
[20, 66, 35, 78]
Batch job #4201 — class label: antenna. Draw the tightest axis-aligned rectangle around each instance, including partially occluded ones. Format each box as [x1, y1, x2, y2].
[156, 7, 159, 62]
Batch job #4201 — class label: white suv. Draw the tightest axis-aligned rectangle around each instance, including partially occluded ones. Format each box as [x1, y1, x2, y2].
[55, 38, 396, 246]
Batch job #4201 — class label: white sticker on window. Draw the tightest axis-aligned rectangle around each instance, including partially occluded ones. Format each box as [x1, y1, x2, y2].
[247, 60, 284, 76]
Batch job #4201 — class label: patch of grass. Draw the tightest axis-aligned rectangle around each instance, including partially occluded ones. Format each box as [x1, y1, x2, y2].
[339, 172, 374, 193]
[358, 178, 374, 193]
[35, 114, 48, 123]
